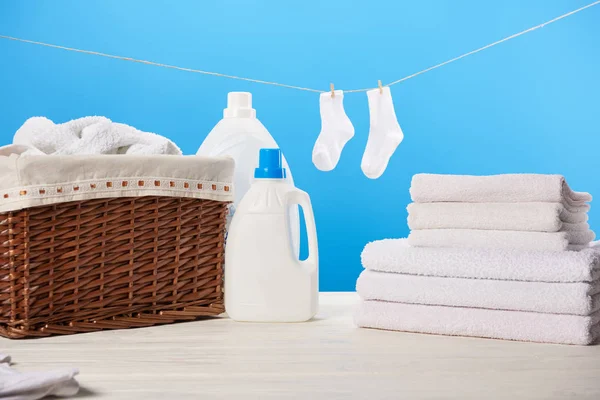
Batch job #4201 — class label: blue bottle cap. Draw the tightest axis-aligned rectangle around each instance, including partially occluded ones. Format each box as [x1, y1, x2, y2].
[254, 148, 287, 179]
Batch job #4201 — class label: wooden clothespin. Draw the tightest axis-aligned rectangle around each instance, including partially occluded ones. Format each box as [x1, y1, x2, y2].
[330, 83, 335, 98]
[378, 80, 383, 94]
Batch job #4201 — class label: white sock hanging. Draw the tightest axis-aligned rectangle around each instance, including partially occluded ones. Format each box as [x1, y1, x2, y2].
[361, 86, 404, 179]
[312, 89, 355, 171]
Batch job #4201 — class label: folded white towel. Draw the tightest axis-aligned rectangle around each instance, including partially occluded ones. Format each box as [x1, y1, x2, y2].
[408, 228, 595, 252]
[355, 300, 600, 345]
[357, 270, 600, 315]
[12, 116, 182, 155]
[361, 239, 600, 282]
[0, 354, 79, 400]
[410, 173, 591, 206]
[407, 202, 589, 232]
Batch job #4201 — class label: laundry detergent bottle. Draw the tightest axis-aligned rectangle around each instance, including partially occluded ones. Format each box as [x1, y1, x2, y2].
[197, 92, 300, 257]
[225, 148, 318, 322]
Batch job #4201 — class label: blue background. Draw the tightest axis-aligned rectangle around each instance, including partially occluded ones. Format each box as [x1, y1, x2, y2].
[1, 1, 599, 291]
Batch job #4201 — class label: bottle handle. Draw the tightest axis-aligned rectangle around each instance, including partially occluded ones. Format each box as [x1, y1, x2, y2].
[285, 189, 318, 269]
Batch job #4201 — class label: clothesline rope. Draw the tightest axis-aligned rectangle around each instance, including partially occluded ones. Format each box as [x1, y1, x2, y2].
[1, 0, 598, 94]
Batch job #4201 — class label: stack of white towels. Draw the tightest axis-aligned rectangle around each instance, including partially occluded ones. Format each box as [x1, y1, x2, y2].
[355, 174, 600, 345]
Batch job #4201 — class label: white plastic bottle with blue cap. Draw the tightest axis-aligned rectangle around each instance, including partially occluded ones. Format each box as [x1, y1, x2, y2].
[196, 92, 300, 257]
[225, 148, 318, 322]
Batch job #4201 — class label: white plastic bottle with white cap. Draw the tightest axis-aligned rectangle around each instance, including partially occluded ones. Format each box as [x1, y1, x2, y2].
[197, 92, 300, 256]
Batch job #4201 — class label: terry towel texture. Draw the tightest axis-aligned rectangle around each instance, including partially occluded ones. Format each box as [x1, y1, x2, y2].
[355, 300, 600, 345]
[358, 239, 600, 344]
[357, 173, 597, 345]
[407, 202, 589, 232]
[361, 239, 600, 282]
[407, 229, 596, 252]
[357, 270, 600, 315]
[410, 173, 592, 205]
[11, 116, 182, 156]
[408, 174, 594, 251]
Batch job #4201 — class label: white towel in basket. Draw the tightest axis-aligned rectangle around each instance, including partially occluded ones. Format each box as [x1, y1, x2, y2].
[10, 116, 181, 156]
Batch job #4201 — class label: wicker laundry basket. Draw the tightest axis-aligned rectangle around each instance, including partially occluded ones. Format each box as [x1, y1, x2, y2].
[0, 153, 234, 338]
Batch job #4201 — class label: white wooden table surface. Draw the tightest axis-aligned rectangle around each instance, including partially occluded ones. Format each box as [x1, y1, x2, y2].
[2, 292, 599, 399]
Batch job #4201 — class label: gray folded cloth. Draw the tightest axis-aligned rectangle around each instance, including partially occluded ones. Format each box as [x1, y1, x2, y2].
[0, 354, 79, 400]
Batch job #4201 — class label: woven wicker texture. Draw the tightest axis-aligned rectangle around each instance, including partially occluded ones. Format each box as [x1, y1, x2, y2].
[0, 196, 227, 339]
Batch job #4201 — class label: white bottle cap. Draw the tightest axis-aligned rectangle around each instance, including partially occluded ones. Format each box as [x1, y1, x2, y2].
[224, 92, 256, 118]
